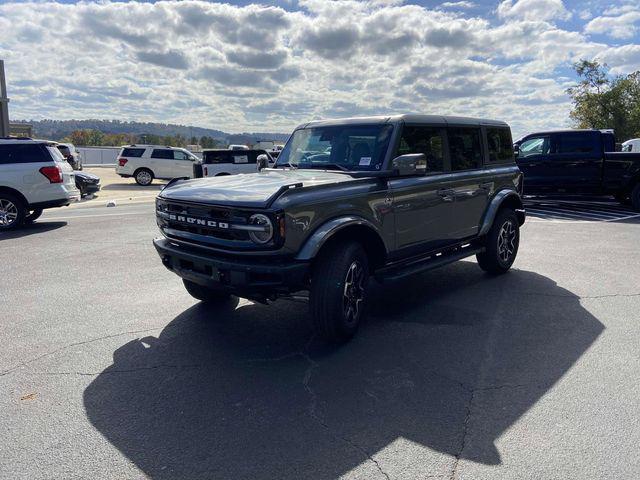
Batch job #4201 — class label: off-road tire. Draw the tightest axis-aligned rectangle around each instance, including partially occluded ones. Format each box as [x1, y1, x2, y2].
[310, 241, 370, 343]
[23, 208, 43, 224]
[0, 193, 26, 231]
[183, 279, 231, 304]
[134, 168, 154, 186]
[476, 208, 520, 275]
[631, 184, 640, 212]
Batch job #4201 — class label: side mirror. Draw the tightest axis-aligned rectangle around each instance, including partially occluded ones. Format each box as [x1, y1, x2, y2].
[257, 154, 269, 171]
[513, 144, 519, 156]
[391, 153, 427, 176]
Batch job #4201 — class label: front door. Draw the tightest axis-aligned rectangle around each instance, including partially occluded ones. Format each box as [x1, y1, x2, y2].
[389, 125, 456, 257]
[515, 134, 552, 193]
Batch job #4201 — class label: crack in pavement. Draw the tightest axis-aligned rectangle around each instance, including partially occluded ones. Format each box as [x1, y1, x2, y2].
[0, 327, 163, 377]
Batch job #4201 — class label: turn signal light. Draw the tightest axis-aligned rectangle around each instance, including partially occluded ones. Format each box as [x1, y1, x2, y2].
[118, 158, 128, 166]
[39, 165, 63, 184]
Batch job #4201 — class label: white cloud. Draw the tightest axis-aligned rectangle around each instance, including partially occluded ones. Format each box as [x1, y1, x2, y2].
[0, 0, 636, 139]
[584, 7, 640, 40]
[440, 1, 476, 9]
[497, 0, 572, 22]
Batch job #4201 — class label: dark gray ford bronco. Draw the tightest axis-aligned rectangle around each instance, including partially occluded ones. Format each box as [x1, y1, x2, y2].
[154, 115, 525, 342]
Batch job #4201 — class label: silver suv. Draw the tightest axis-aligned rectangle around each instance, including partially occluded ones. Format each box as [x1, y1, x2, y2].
[0, 138, 80, 230]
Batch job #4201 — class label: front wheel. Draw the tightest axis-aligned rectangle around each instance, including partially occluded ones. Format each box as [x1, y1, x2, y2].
[476, 208, 520, 274]
[183, 279, 231, 304]
[310, 241, 370, 343]
[23, 208, 43, 224]
[134, 168, 154, 186]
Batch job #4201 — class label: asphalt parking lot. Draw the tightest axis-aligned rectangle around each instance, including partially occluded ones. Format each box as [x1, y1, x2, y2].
[1, 197, 639, 479]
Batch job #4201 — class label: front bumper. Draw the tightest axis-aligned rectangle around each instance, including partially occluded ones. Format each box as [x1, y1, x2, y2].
[153, 237, 310, 295]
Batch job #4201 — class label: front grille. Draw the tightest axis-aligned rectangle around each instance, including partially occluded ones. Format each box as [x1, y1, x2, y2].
[156, 198, 259, 249]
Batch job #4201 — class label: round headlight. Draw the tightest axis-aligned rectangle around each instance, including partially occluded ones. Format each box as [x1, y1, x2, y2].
[248, 214, 273, 244]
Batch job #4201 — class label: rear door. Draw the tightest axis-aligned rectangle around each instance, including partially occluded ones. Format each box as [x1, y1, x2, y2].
[515, 134, 552, 192]
[445, 126, 491, 240]
[150, 149, 174, 178]
[549, 131, 603, 193]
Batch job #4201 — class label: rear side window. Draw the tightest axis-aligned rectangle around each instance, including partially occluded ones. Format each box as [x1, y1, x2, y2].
[151, 149, 174, 159]
[556, 132, 599, 154]
[121, 148, 145, 157]
[203, 151, 231, 164]
[447, 128, 483, 171]
[231, 152, 256, 164]
[57, 145, 71, 156]
[0, 144, 50, 164]
[486, 128, 514, 163]
[397, 126, 445, 173]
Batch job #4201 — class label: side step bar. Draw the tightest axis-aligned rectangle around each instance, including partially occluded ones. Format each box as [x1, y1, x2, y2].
[375, 244, 485, 283]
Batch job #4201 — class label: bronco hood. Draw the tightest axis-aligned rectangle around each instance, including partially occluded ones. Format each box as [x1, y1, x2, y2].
[158, 169, 360, 208]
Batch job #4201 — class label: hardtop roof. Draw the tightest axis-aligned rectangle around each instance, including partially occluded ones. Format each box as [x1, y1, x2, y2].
[299, 114, 509, 129]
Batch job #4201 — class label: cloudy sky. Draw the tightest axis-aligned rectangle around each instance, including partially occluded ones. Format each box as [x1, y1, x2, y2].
[1, 0, 639, 138]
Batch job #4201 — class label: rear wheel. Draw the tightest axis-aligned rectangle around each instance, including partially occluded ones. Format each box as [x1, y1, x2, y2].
[310, 241, 370, 343]
[631, 184, 640, 212]
[23, 208, 43, 224]
[134, 168, 154, 186]
[476, 208, 520, 274]
[183, 279, 231, 304]
[0, 194, 26, 231]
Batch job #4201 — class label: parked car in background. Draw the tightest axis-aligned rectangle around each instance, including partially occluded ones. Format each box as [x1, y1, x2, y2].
[154, 115, 525, 343]
[74, 170, 101, 197]
[228, 144, 249, 150]
[115, 145, 199, 185]
[0, 138, 80, 230]
[514, 129, 640, 210]
[193, 149, 274, 178]
[56, 142, 82, 170]
[622, 138, 640, 152]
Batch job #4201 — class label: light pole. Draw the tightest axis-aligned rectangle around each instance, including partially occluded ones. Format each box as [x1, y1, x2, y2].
[0, 60, 9, 137]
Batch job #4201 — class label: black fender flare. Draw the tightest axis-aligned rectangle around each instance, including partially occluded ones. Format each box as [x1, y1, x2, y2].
[295, 216, 385, 261]
[478, 190, 525, 236]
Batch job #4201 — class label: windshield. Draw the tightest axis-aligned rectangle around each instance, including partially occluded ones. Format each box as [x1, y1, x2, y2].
[275, 124, 394, 171]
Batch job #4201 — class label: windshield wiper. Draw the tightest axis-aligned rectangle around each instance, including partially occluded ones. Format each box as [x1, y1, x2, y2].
[276, 162, 297, 169]
[299, 163, 349, 172]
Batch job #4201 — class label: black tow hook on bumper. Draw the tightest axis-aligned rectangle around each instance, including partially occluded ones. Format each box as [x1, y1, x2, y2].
[153, 237, 309, 295]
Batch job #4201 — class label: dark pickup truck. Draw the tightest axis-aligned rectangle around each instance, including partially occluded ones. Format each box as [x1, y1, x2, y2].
[514, 129, 640, 210]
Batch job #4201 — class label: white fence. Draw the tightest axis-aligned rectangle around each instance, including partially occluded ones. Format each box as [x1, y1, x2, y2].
[78, 146, 120, 166]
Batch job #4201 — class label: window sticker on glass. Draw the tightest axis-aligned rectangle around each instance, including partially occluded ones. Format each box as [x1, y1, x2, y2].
[234, 155, 249, 164]
[359, 157, 372, 166]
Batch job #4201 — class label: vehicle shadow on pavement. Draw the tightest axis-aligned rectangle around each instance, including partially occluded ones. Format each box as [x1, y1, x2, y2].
[0, 221, 67, 240]
[83, 262, 604, 479]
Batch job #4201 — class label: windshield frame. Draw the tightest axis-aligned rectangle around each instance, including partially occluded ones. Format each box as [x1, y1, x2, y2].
[275, 123, 398, 173]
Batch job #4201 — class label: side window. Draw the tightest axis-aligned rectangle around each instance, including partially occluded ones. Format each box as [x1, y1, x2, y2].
[232, 153, 250, 164]
[151, 149, 174, 159]
[447, 128, 482, 171]
[173, 151, 188, 160]
[0, 144, 49, 164]
[557, 132, 598, 154]
[518, 136, 550, 158]
[121, 148, 145, 157]
[396, 126, 445, 173]
[204, 152, 231, 164]
[486, 128, 514, 163]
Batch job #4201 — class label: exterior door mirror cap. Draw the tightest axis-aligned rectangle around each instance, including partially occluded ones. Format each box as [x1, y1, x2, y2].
[391, 153, 427, 176]
[257, 154, 269, 171]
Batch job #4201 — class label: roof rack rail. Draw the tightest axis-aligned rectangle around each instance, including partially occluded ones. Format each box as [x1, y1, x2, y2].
[0, 136, 33, 140]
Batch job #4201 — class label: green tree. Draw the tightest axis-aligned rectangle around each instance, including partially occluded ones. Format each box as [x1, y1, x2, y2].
[567, 60, 640, 141]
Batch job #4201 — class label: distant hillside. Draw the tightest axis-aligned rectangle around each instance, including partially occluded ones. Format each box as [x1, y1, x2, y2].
[11, 119, 290, 145]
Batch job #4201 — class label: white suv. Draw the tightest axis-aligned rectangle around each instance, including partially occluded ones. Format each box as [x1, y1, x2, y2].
[0, 138, 80, 230]
[115, 145, 199, 186]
